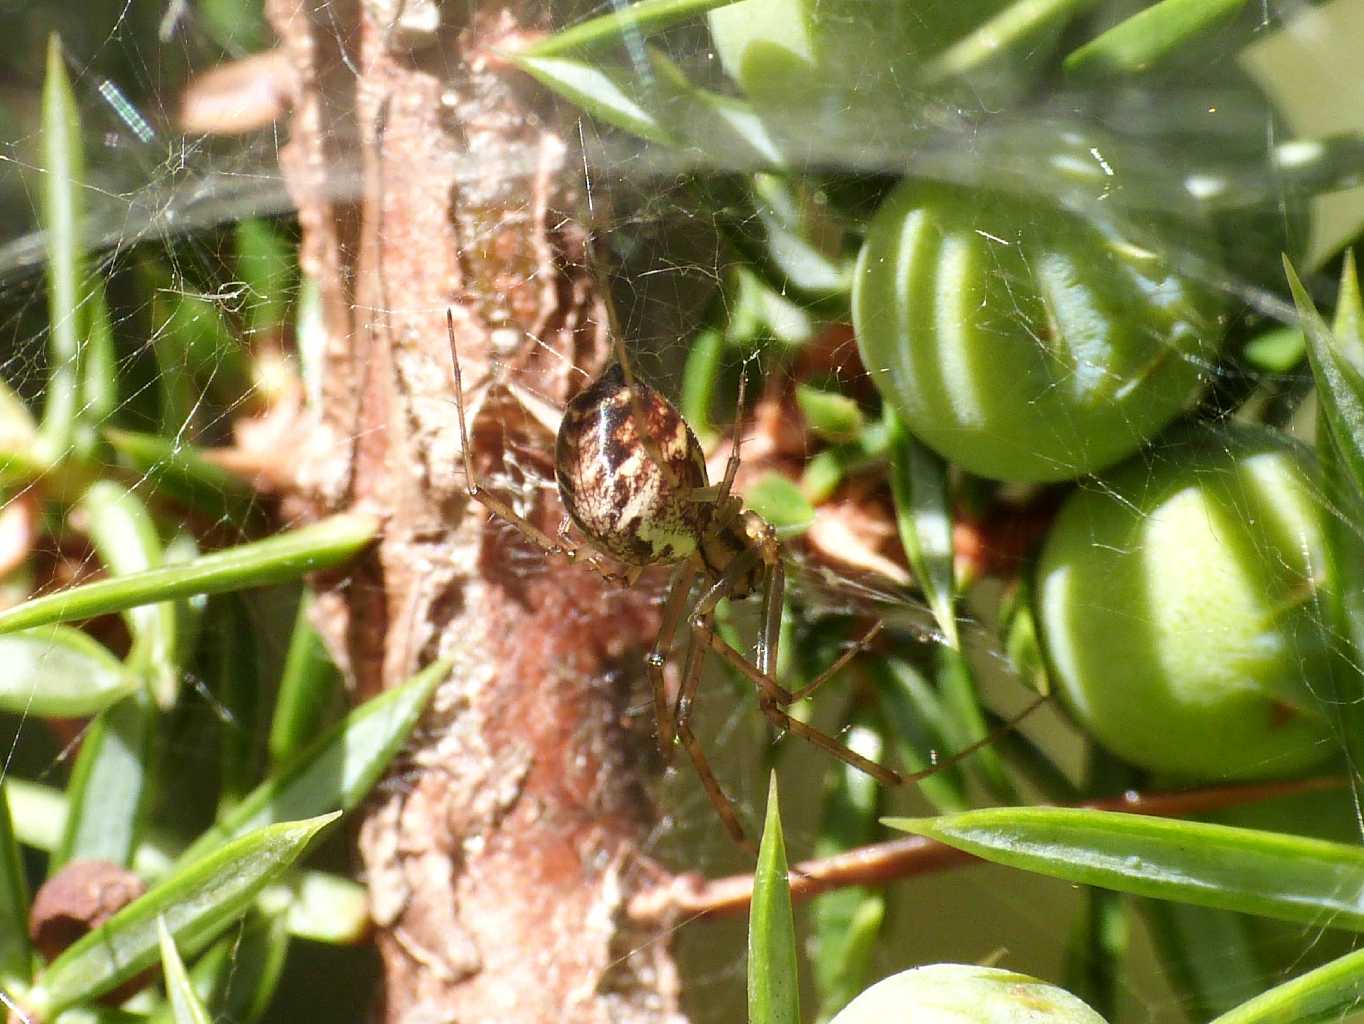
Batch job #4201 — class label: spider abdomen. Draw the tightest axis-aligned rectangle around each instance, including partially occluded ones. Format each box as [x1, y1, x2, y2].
[556, 364, 709, 567]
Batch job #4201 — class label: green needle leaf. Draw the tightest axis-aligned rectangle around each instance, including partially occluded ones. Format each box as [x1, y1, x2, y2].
[79, 480, 180, 707]
[75, 279, 117, 458]
[0, 780, 31, 987]
[5, 776, 370, 948]
[1065, 0, 1248, 78]
[1000, 579, 1053, 698]
[1210, 946, 1364, 1024]
[886, 807, 1364, 931]
[525, 0, 744, 56]
[268, 592, 343, 765]
[514, 54, 676, 145]
[207, 595, 264, 814]
[29, 813, 339, 1018]
[179, 912, 290, 1024]
[177, 658, 448, 867]
[745, 473, 814, 538]
[0, 512, 379, 635]
[1143, 900, 1262, 1020]
[0, 625, 138, 716]
[55, 693, 156, 869]
[868, 657, 968, 814]
[886, 410, 958, 649]
[36, 33, 84, 464]
[749, 773, 799, 1024]
[922, 0, 1090, 83]
[1307, 250, 1364, 817]
[159, 917, 212, 1024]
[514, 47, 783, 165]
[935, 647, 1015, 803]
[1286, 255, 1364, 504]
[104, 428, 262, 528]
[236, 218, 297, 339]
[810, 718, 885, 1021]
[795, 384, 863, 443]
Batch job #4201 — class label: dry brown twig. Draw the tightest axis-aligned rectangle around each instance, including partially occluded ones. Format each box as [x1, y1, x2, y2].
[627, 774, 1348, 923]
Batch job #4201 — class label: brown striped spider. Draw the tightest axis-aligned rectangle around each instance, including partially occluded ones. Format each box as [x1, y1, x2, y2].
[447, 312, 1014, 845]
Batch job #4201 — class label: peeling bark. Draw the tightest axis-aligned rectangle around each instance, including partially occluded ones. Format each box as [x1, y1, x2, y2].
[263, 1, 685, 1019]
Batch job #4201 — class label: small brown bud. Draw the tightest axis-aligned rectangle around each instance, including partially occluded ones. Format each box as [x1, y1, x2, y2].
[29, 860, 150, 1004]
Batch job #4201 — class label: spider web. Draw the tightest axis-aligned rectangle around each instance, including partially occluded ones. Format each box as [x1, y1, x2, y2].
[1, 1, 1363, 1023]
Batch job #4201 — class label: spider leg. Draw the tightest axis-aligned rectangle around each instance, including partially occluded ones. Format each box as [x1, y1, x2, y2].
[704, 637, 903, 786]
[669, 547, 762, 731]
[711, 635, 1050, 787]
[714, 361, 748, 507]
[781, 621, 886, 705]
[897, 692, 1050, 785]
[674, 608, 755, 852]
[676, 717, 753, 852]
[646, 555, 701, 758]
[755, 558, 784, 678]
[447, 311, 626, 584]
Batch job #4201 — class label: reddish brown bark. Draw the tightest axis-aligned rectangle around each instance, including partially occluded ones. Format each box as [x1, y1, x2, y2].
[262, 1, 684, 1019]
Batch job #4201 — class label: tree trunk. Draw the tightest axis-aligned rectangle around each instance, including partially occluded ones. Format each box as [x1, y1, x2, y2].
[264, 1, 685, 1019]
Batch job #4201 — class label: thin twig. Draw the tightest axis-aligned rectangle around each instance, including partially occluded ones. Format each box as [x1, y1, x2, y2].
[628, 774, 1347, 922]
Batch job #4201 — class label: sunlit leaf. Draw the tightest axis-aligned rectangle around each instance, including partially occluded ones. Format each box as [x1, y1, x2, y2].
[0, 513, 379, 635]
[0, 625, 138, 716]
[868, 657, 968, 813]
[266, 870, 370, 946]
[55, 693, 156, 869]
[887, 807, 1364, 930]
[886, 411, 958, 649]
[1286, 256, 1364, 503]
[1065, 0, 1248, 77]
[28, 813, 339, 1018]
[712, 174, 852, 307]
[0, 375, 36, 455]
[105, 429, 261, 528]
[207, 595, 264, 813]
[514, 54, 675, 145]
[516, 47, 784, 166]
[1064, 887, 1126, 1023]
[922, 0, 1088, 82]
[35, 33, 84, 463]
[6, 775, 370, 948]
[796, 384, 863, 443]
[75, 280, 116, 458]
[746, 472, 814, 538]
[749, 773, 799, 1024]
[177, 659, 448, 867]
[1294, 252, 1364, 792]
[78, 480, 179, 707]
[526, 0, 744, 56]
[1209, 946, 1364, 1024]
[811, 719, 885, 1022]
[1242, 326, 1306, 374]
[0, 780, 30, 986]
[268, 591, 343, 765]
[236, 218, 296, 338]
[1000, 579, 1052, 697]
[679, 325, 725, 444]
[936, 647, 1016, 803]
[153, 912, 289, 1024]
[1143, 900, 1262, 1020]
[159, 917, 212, 1024]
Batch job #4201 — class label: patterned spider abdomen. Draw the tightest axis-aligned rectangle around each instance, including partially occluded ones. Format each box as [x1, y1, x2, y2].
[556, 363, 710, 567]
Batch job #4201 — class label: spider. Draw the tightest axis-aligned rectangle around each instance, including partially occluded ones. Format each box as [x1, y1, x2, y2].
[446, 311, 1018, 845]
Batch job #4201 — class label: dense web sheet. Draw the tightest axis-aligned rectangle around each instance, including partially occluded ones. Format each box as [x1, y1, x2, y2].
[1, 1, 1363, 1022]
